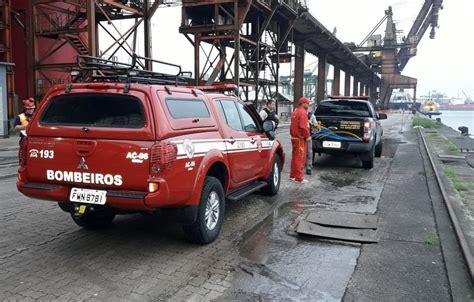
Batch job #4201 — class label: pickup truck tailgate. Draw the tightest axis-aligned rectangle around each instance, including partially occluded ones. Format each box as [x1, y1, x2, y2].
[25, 137, 153, 191]
[316, 116, 364, 141]
[24, 91, 156, 191]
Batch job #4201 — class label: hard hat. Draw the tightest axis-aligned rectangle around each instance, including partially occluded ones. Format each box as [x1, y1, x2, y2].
[23, 98, 36, 109]
[298, 97, 310, 105]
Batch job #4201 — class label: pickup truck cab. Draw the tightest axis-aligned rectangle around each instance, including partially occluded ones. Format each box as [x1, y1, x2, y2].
[17, 82, 284, 244]
[312, 97, 387, 169]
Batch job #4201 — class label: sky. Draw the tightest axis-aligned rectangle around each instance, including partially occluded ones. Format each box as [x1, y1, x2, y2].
[104, 0, 474, 99]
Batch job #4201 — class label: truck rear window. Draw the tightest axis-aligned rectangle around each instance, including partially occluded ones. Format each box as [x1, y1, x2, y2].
[166, 99, 210, 119]
[316, 101, 372, 117]
[40, 94, 145, 128]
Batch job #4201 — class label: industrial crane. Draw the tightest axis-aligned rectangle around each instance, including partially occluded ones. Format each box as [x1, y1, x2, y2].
[348, 0, 444, 108]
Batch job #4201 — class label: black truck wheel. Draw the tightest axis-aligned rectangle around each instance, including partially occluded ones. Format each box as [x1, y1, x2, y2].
[183, 176, 225, 244]
[362, 145, 375, 169]
[375, 140, 383, 158]
[71, 210, 115, 229]
[261, 154, 281, 196]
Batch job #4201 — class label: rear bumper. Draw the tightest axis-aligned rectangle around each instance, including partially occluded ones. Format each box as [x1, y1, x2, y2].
[16, 176, 183, 212]
[313, 139, 374, 154]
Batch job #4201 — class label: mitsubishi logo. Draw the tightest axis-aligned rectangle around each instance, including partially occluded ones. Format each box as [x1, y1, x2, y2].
[77, 157, 89, 170]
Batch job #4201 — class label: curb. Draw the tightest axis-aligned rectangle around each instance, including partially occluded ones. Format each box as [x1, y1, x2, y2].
[419, 128, 474, 282]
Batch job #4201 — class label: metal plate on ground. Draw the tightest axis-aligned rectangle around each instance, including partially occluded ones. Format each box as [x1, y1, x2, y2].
[438, 154, 466, 160]
[305, 210, 379, 229]
[297, 220, 378, 243]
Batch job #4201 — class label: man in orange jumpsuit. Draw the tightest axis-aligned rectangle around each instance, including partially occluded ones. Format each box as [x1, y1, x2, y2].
[290, 97, 311, 184]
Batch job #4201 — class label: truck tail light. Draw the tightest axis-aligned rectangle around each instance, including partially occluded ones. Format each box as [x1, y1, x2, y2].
[148, 182, 160, 193]
[363, 119, 373, 142]
[18, 137, 29, 168]
[150, 142, 178, 177]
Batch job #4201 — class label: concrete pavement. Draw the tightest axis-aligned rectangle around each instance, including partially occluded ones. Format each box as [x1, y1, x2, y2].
[0, 113, 472, 301]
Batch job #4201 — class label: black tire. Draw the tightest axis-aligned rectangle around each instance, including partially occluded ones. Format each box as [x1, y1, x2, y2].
[362, 145, 375, 169]
[261, 154, 281, 196]
[183, 176, 225, 244]
[375, 140, 383, 158]
[71, 210, 115, 229]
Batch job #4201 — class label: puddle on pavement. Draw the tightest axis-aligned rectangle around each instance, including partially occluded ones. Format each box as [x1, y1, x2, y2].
[382, 138, 406, 158]
[219, 131, 405, 300]
[320, 173, 358, 187]
[220, 202, 360, 301]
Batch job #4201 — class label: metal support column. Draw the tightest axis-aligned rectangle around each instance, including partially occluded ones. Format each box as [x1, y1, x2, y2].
[317, 52, 326, 104]
[369, 85, 377, 104]
[194, 35, 200, 85]
[353, 79, 359, 96]
[332, 66, 340, 96]
[344, 71, 351, 96]
[144, 0, 152, 70]
[233, 1, 240, 87]
[294, 40, 305, 106]
[87, 0, 97, 57]
[413, 86, 417, 109]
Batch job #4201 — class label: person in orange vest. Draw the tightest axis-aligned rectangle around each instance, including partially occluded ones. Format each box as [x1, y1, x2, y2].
[14, 98, 36, 138]
[290, 97, 311, 184]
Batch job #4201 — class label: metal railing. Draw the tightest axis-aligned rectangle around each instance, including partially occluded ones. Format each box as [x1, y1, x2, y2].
[35, 12, 85, 35]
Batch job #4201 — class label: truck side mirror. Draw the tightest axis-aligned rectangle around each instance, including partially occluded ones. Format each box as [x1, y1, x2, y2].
[378, 113, 387, 120]
[262, 120, 276, 140]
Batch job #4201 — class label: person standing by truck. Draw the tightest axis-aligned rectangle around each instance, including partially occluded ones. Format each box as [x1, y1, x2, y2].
[306, 107, 318, 175]
[290, 97, 311, 184]
[14, 98, 36, 138]
[259, 99, 280, 127]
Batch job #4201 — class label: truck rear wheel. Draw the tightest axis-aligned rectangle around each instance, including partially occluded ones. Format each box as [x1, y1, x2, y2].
[375, 140, 383, 158]
[183, 176, 225, 244]
[362, 145, 375, 169]
[71, 210, 115, 229]
[261, 154, 281, 196]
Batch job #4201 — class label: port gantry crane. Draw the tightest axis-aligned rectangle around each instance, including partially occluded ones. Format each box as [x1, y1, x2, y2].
[348, 0, 444, 108]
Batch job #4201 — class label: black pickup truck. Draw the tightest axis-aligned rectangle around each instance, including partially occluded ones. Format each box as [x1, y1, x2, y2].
[312, 98, 387, 169]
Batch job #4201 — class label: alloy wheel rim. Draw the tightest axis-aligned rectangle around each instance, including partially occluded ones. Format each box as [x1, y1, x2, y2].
[273, 162, 279, 186]
[205, 191, 220, 230]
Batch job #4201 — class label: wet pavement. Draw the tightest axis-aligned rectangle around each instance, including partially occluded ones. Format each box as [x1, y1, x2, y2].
[219, 113, 410, 300]
[0, 113, 470, 301]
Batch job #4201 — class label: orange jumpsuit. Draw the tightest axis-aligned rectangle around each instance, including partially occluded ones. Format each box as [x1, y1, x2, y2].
[290, 107, 310, 181]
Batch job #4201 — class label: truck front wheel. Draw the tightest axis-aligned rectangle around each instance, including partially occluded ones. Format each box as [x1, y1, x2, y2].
[183, 176, 225, 244]
[261, 154, 281, 196]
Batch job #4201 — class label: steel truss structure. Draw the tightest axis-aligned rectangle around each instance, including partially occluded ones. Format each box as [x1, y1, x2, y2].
[29, 0, 171, 99]
[180, 0, 306, 106]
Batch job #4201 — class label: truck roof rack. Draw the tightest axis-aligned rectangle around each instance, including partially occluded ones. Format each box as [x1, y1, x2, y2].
[191, 84, 238, 95]
[73, 55, 193, 86]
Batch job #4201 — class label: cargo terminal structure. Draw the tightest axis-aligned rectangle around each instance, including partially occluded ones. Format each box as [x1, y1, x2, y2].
[0, 0, 442, 132]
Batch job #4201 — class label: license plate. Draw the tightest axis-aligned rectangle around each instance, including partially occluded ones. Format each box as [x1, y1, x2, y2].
[323, 141, 341, 148]
[69, 188, 107, 205]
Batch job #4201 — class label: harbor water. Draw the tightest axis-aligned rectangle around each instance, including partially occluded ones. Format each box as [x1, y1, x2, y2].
[439, 111, 474, 133]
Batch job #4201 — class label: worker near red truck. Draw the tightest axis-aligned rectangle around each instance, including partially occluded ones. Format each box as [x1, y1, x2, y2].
[14, 98, 36, 138]
[290, 97, 311, 184]
[259, 99, 280, 128]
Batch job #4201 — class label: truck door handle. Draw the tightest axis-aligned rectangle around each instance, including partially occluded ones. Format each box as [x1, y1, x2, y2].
[328, 126, 338, 131]
[227, 137, 235, 144]
[250, 137, 256, 144]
